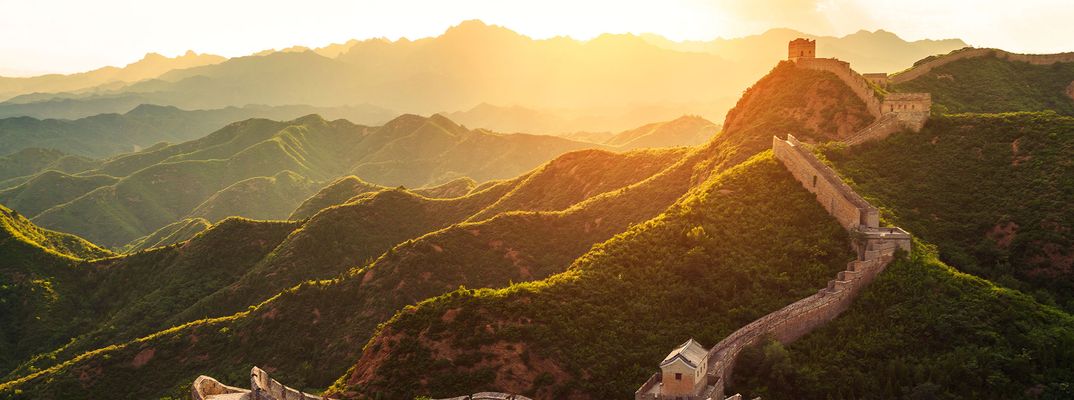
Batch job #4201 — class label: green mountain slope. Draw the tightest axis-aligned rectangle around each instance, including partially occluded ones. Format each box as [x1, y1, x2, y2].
[731, 243, 1074, 399]
[0, 59, 873, 400]
[287, 176, 386, 220]
[0, 204, 112, 371]
[0, 171, 118, 217]
[121, 217, 211, 253]
[892, 54, 1074, 114]
[824, 112, 1074, 311]
[22, 113, 607, 247]
[0, 148, 98, 183]
[412, 177, 477, 199]
[329, 153, 852, 399]
[186, 170, 320, 222]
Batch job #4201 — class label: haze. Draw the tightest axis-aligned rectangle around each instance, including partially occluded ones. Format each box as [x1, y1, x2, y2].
[2, 0, 1072, 76]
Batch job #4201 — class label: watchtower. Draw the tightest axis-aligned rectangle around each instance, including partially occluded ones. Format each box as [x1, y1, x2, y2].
[788, 38, 816, 61]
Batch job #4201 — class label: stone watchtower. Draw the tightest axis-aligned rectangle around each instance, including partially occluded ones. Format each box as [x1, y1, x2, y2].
[788, 38, 816, 61]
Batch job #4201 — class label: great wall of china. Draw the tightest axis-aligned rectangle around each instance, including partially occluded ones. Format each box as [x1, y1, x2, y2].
[188, 40, 1074, 400]
[635, 38, 918, 400]
[890, 48, 1074, 84]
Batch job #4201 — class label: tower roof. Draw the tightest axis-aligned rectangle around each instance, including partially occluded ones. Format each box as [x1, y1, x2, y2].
[659, 339, 708, 369]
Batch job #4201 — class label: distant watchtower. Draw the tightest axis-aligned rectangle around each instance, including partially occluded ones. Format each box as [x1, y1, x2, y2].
[788, 38, 816, 61]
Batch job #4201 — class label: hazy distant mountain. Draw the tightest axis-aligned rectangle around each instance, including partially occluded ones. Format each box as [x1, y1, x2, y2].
[0, 103, 395, 157]
[0, 51, 225, 102]
[444, 102, 726, 134]
[641, 28, 967, 74]
[0, 21, 964, 126]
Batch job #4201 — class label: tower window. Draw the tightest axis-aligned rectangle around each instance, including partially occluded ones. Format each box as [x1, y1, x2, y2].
[675, 373, 682, 380]
[813, 175, 818, 187]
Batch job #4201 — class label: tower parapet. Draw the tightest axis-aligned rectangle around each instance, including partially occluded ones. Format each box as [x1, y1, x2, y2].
[788, 38, 816, 61]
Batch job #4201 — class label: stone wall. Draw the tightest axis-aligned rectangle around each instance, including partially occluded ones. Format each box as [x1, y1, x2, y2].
[794, 58, 883, 118]
[192, 375, 249, 400]
[772, 135, 878, 229]
[191, 367, 323, 400]
[689, 135, 911, 400]
[435, 392, 534, 400]
[891, 48, 1074, 84]
[250, 367, 323, 400]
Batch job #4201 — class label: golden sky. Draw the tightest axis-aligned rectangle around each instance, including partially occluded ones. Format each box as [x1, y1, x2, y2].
[1, 0, 1071, 76]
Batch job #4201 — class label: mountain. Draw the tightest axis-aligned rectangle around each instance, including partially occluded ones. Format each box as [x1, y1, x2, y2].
[0, 103, 396, 157]
[891, 52, 1074, 115]
[0, 21, 964, 129]
[729, 112, 1074, 399]
[604, 115, 718, 149]
[18, 113, 606, 247]
[330, 153, 852, 399]
[287, 176, 387, 220]
[412, 177, 477, 199]
[0, 203, 112, 369]
[0, 148, 97, 182]
[121, 217, 211, 253]
[444, 103, 724, 134]
[0, 51, 875, 399]
[186, 170, 321, 223]
[0, 51, 225, 102]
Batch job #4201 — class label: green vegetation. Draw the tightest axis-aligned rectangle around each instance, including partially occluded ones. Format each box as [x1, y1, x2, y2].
[288, 176, 387, 220]
[893, 54, 1074, 115]
[0, 140, 704, 400]
[187, 170, 320, 222]
[826, 112, 1074, 311]
[412, 177, 477, 199]
[0, 60, 917, 399]
[0, 148, 98, 183]
[0, 217, 298, 381]
[121, 217, 211, 253]
[0, 171, 118, 217]
[22, 113, 611, 247]
[0, 204, 112, 372]
[731, 242, 1074, 399]
[466, 148, 687, 222]
[328, 154, 853, 399]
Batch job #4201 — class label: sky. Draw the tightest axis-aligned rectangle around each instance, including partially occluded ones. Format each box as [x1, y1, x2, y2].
[1, 0, 1072, 76]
